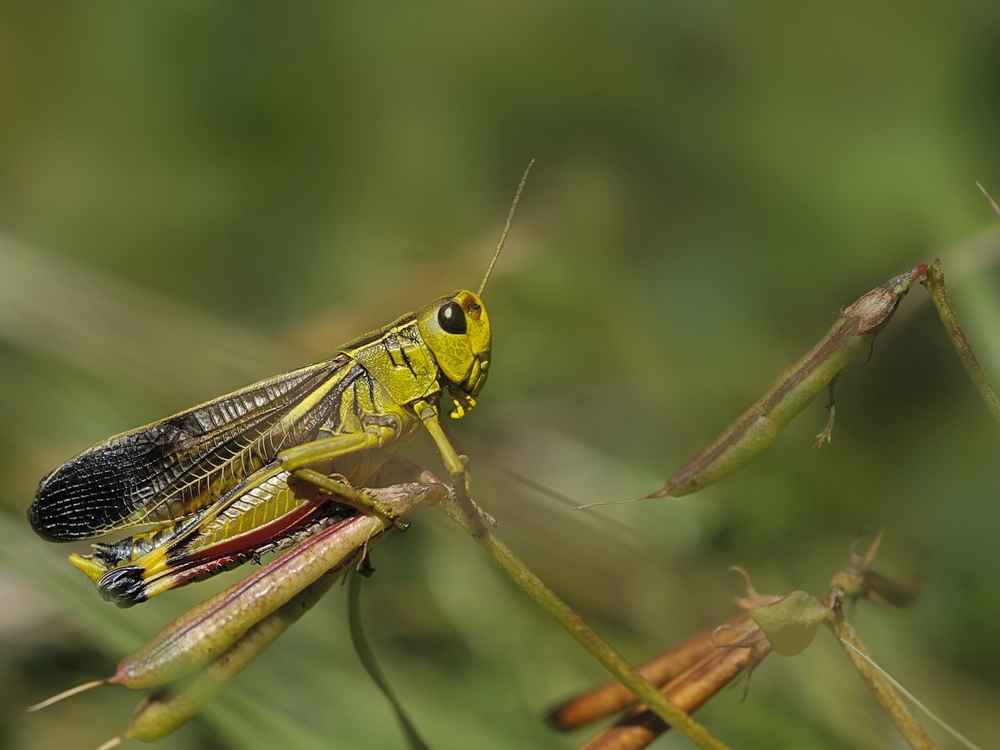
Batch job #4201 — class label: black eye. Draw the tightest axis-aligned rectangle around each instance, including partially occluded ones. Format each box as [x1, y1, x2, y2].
[438, 300, 467, 334]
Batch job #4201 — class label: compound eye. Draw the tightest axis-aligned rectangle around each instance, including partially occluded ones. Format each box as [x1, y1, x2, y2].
[438, 300, 467, 334]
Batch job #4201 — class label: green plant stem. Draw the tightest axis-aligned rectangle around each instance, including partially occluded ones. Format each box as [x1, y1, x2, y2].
[348, 570, 431, 750]
[435, 497, 731, 750]
[827, 612, 936, 750]
[923, 260, 1000, 428]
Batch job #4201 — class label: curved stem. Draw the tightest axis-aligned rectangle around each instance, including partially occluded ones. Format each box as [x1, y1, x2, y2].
[435, 497, 731, 750]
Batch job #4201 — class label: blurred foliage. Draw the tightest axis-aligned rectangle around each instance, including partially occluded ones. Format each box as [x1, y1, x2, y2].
[1, 1, 999, 748]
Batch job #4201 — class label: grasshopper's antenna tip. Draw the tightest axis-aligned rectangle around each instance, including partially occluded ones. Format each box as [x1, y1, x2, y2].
[478, 159, 535, 297]
[27, 679, 107, 712]
[95, 737, 124, 750]
[977, 181, 1000, 217]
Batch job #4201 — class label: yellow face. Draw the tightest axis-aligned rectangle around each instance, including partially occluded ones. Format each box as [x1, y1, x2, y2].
[416, 290, 492, 417]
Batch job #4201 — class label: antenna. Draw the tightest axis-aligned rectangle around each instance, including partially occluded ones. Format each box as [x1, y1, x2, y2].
[478, 159, 534, 296]
[977, 181, 1000, 217]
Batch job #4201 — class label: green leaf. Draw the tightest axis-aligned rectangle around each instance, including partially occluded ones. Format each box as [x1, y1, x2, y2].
[751, 591, 830, 657]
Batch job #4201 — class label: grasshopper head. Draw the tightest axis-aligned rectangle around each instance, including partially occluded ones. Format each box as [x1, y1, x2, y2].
[417, 290, 491, 418]
[413, 161, 531, 418]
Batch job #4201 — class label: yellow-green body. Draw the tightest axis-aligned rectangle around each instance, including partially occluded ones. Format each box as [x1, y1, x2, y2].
[30, 289, 494, 605]
[32, 163, 534, 749]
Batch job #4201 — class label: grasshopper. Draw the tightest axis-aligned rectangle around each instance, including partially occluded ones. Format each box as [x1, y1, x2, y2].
[27, 163, 532, 607]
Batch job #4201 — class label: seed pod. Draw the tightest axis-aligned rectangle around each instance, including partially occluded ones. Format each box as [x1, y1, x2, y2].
[650, 265, 927, 498]
[100, 573, 339, 748]
[578, 623, 772, 750]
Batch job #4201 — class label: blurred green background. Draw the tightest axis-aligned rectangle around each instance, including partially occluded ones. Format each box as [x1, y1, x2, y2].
[0, 2, 999, 748]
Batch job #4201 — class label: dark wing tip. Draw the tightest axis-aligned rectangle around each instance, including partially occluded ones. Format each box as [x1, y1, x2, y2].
[29, 460, 121, 542]
[26, 498, 57, 541]
[29, 489, 94, 541]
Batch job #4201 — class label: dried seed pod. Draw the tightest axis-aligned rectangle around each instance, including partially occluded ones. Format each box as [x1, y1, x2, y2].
[578, 623, 772, 750]
[650, 265, 927, 498]
[98, 574, 339, 748]
[547, 612, 753, 731]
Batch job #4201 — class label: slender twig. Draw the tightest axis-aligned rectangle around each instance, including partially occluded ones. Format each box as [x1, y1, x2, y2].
[923, 260, 1000, 428]
[435, 496, 731, 750]
[826, 611, 936, 750]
